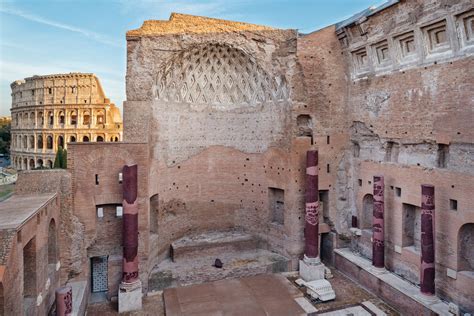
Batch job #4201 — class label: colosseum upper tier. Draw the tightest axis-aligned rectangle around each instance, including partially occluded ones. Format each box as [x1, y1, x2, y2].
[10, 73, 123, 170]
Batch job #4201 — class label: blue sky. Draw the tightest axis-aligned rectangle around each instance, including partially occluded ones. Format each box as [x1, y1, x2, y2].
[0, 0, 385, 116]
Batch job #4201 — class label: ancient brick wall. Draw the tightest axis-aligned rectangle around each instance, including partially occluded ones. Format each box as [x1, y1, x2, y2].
[67, 142, 149, 292]
[0, 194, 60, 315]
[333, 0, 474, 311]
[124, 14, 313, 271]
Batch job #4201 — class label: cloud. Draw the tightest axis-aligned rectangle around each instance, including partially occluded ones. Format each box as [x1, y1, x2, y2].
[0, 6, 121, 47]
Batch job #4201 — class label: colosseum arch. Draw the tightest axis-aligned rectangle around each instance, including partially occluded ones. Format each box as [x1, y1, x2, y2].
[30, 112, 35, 126]
[58, 111, 65, 125]
[70, 110, 77, 125]
[57, 135, 64, 149]
[46, 135, 53, 149]
[37, 135, 43, 149]
[96, 110, 105, 125]
[153, 43, 288, 110]
[29, 135, 35, 149]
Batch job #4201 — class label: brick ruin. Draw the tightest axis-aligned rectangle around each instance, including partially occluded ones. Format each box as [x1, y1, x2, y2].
[0, 0, 473, 314]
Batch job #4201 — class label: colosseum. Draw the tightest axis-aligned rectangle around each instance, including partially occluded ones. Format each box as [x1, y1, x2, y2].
[10, 73, 123, 170]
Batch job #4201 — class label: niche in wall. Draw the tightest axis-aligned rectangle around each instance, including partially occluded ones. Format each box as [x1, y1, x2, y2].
[269, 187, 285, 225]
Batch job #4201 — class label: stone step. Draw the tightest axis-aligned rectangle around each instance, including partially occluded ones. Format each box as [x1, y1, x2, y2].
[170, 230, 259, 263]
[149, 249, 290, 292]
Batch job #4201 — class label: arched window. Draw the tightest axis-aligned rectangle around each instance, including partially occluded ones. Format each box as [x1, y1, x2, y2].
[48, 111, 54, 126]
[29, 159, 35, 169]
[47, 136, 53, 149]
[30, 112, 35, 126]
[37, 159, 43, 168]
[57, 135, 64, 149]
[37, 135, 43, 149]
[23, 158, 27, 170]
[96, 111, 105, 125]
[83, 111, 91, 125]
[58, 111, 65, 125]
[38, 112, 44, 126]
[114, 137, 119, 142]
[70, 111, 77, 125]
[29, 135, 35, 149]
[83, 136, 90, 142]
[47, 160, 53, 168]
[361, 194, 374, 230]
[23, 135, 27, 149]
[96, 136, 104, 142]
[70, 136, 76, 143]
[23, 113, 28, 126]
[110, 136, 114, 142]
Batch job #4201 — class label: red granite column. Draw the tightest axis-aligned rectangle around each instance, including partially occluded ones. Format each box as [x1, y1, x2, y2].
[420, 184, 435, 296]
[305, 150, 319, 259]
[372, 175, 384, 269]
[55, 286, 72, 316]
[122, 164, 139, 284]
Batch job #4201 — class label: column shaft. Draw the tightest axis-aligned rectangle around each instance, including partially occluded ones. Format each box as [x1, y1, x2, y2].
[420, 184, 435, 295]
[55, 286, 72, 316]
[122, 164, 139, 283]
[372, 175, 384, 268]
[305, 150, 319, 259]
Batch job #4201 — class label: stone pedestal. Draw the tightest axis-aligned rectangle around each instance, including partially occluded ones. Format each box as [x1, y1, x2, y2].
[299, 255, 325, 282]
[118, 280, 143, 313]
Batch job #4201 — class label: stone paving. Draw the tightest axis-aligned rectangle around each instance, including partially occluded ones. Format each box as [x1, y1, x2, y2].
[87, 268, 399, 315]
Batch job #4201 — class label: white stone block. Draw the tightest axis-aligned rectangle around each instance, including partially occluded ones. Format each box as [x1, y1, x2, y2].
[305, 279, 336, 302]
[446, 268, 457, 279]
[56, 260, 61, 271]
[118, 281, 143, 313]
[295, 278, 306, 287]
[299, 259, 325, 282]
[448, 302, 459, 315]
[394, 245, 402, 254]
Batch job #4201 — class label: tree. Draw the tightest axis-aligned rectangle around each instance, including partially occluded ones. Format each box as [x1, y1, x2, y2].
[62, 148, 67, 169]
[54, 147, 63, 169]
[0, 123, 11, 155]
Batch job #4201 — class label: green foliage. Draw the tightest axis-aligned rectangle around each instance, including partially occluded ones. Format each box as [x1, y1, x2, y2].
[54, 147, 63, 169]
[62, 148, 67, 169]
[53, 147, 68, 169]
[0, 123, 11, 155]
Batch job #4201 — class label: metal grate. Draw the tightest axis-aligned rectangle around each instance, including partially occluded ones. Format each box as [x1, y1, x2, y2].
[91, 256, 108, 292]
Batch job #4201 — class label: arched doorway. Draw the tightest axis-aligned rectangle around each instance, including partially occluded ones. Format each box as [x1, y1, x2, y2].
[57, 135, 64, 149]
[83, 136, 90, 142]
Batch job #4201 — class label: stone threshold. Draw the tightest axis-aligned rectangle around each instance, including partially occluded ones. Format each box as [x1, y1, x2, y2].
[334, 248, 450, 316]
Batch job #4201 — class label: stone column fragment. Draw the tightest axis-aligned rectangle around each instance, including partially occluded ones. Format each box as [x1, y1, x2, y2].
[122, 164, 139, 284]
[305, 150, 319, 259]
[372, 175, 384, 269]
[420, 184, 435, 296]
[55, 286, 72, 316]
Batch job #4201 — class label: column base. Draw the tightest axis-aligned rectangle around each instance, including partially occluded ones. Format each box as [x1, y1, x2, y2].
[118, 280, 142, 313]
[299, 255, 325, 282]
[415, 293, 439, 305]
[369, 266, 387, 275]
